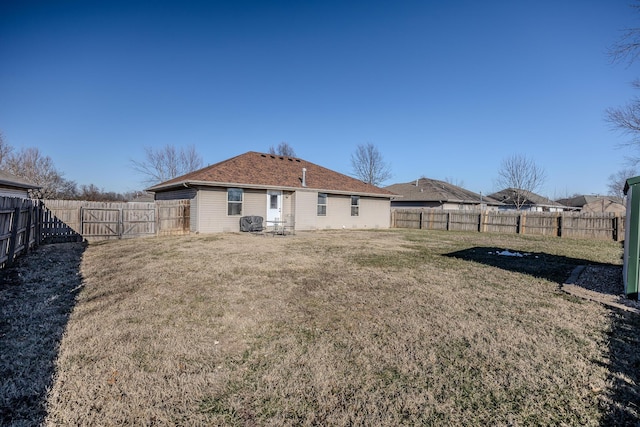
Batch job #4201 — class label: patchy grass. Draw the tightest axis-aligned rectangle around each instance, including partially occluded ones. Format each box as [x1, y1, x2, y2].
[31, 230, 638, 425]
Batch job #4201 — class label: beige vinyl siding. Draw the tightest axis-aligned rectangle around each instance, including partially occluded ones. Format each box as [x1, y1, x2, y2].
[314, 194, 390, 229]
[358, 197, 391, 228]
[294, 190, 390, 230]
[293, 190, 319, 230]
[196, 188, 226, 232]
[195, 187, 268, 233]
[243, 189, 267, 218]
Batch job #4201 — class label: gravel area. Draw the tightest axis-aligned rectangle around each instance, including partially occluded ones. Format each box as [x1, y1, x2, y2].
[565, 264, 640, 313]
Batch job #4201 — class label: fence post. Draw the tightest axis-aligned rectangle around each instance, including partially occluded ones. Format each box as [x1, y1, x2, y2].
[613, 215, 619, 242]
[35, 203, 41, 246]
[446, 212, 451, 231]
[24, 206, 32, 252]
[6, 207, 20, 267]
[419, 211, 423, 230]
[557, 213, 563, 238]
[516, 214, 521, 234]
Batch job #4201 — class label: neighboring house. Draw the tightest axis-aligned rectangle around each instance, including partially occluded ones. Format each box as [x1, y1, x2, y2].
[384, 178, 503, 211]
[0, 170, 39, 198]
[556, 195, 626, 214]
[147, 151, 395, 233]
[489, 188, 567, 212]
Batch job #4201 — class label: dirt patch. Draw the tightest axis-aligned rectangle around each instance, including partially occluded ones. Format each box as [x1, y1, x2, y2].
[0, 242, 85, 426]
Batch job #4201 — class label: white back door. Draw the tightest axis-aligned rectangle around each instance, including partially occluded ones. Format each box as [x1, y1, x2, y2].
[266, 190, 282, 222]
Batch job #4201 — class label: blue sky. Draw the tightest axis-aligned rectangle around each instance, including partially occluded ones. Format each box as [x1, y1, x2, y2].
[0, 0, 638, 198]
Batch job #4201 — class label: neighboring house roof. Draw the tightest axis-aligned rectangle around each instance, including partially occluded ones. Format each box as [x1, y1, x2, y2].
[556, 195, 625, 213]
[489, 188, 566, 209]
[147, 151, 394, 197]
[556, 195, 624, 208]
[385, 178, 502, 205]
[0, 170, 40, 190]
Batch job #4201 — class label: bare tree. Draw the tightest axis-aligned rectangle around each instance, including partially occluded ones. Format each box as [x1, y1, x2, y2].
[608, 167, 637, 198]
[4, 147, 76, 199]
[268, 142, 296, 157]
[607, 5, 640, 161]
[350, 143, 392, 186]
[0, 132, 13, 165]
[495, 154, 546, 210]
[608, 3, 640, 66]
[131, 145, 203, 186]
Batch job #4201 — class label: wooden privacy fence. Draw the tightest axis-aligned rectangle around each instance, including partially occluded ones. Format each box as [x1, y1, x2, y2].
[392, 209, 625, 241]
[41, 199, 190, 242]
[0, 197, 191, 269]
[0, 197, 40, 268]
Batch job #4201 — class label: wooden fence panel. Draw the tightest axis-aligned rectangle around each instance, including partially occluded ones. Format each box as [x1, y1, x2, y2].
[449, 212, 481, 232]
[391, 208, 625, 241]
[42, 199, 189, 242]
[520, 213, 560, 237]
[561, 212, 617, 240]
[484, 212, 519, 234]
[157, 200, 190, 236]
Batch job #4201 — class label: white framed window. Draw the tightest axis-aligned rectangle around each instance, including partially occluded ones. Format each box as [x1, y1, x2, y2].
[351, 195, 359, 216]
[317, 193, 327, 216]
[227, 188, 243, 216]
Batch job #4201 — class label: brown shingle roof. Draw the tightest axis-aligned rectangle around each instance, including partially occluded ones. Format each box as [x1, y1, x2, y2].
[147, 151, 394, 196]
[385, 178, 500, 205]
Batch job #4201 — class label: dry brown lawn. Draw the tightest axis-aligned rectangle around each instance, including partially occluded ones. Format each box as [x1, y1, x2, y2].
[28, 230, 640, 425]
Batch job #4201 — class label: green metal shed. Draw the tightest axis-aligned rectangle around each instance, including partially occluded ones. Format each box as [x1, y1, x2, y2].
[623, 176, 640, 300]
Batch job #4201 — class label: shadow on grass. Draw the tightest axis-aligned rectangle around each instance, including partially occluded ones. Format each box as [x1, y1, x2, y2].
[445, 246, 640, 425]
[601, 311, 640, 426]
[0, 242, 85, 426]
[444, 246, 610, 284]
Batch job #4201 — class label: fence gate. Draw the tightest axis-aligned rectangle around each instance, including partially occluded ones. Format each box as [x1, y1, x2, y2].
[80, 206, 156, 240]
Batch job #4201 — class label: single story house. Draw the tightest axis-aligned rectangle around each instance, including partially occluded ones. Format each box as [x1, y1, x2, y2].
[489, 188, 567, 212]
[384, 178, 503, 211]
[147, 151, 395, 233]
[556, 195, 626, 214]
[0, 170, 40, 198]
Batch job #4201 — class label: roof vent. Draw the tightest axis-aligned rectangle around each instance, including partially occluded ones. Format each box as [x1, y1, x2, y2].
[302, 168, 307, 187]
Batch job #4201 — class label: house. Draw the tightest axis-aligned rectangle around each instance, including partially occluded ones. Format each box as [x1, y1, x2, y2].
[384, 178, 503, 211]
[0, 170, 39, 198]
[556, 195, 626, 215]
[489, 188, 567, 212]
[147, 151, 395, 233]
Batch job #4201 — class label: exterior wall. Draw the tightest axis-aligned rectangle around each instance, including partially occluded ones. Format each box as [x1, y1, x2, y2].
[295, 190, 390, 230]
[583, 200, 626, 214]
[182, 187, 391, 233]
[293, 190, 318, 230]
[196, 187, 268, 233]
[243, 189, 268, 218]
[0, 188, 29, 198]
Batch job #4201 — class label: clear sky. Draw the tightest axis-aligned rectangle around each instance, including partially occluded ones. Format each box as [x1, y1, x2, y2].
[1, 0, 639, 198]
